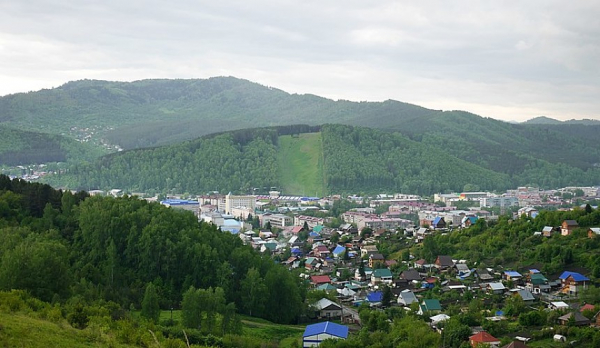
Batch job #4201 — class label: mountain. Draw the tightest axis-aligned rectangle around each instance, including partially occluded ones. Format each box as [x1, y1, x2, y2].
[524, 116, 600, 126]
[46, 125, 600, 196]
[523, 116, 562, 125]
[2, 77, 600, 174]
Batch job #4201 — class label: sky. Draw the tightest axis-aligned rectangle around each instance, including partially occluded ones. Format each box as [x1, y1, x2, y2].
[1, 1, 599, 122]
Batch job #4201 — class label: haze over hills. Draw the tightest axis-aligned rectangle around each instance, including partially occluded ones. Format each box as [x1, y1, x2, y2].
[524, 116, 600, 125]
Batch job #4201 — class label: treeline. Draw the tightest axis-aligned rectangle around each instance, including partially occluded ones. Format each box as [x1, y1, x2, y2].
[0, 175, 305, 326]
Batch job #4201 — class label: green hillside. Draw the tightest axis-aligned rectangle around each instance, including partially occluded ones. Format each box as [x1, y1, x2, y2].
[0, 125, 106, 166]
[44, 124, 600, 195]
[277, 132, 325, 197]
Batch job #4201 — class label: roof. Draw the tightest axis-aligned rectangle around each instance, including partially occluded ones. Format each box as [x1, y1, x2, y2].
[559, 271, 589, 282]
[563, 220, 579, 226]
[430, 314, 450, 324]
[370, 253, 385, 260]
[291, 226, 303, 233]
[590, 227, 600, 235]
[504, 271, 522, 278]
[542, 226, 553, 232]
[503, 340, 529, 348]
[313, 298, 341, 311]
[470, 331, 500, 343]
[372, 268, 393, 278]
[580, 303, 595, 312]
[436, 255, 454, 267]
[551, 301, 569, 308]
[367, 291, 383, 303]
[303, 321, 348, 339]
[332, 245, 346, 255]
[316, 283, 337, 291]
[558, 311, 591, 324]
[312, 225, 324, 233]
[422, 299, 442, 311]
[311, 275, 331, 284]
[488, 282, 506, 291]
[399, 290, 418, 304]
[516, 289, 535, 301]
[432, 216, 445, 225]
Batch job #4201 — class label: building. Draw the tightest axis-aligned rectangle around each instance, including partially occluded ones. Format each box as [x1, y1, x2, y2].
[559, 271, 589, 294]
[261, 213, 293, 229]
[312, 299, 342, 319]
[303, 321, 348, 347]
[481, 196, 519, 208]
[217, 193, 256, 215]
[561, 220, 579, 236]
[469, 331, 500, 347]
[295, 215, 325, 229]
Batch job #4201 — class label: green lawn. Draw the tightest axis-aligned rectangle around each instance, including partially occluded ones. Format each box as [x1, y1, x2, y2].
[277, 132, 325, 197]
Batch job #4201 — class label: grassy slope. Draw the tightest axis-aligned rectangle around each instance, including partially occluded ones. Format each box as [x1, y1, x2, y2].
[0, 312, 125, 348]
[277, 132, 325, 196]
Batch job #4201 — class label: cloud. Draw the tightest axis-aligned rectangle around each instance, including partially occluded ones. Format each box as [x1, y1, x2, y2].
[0, 0, 599, 121]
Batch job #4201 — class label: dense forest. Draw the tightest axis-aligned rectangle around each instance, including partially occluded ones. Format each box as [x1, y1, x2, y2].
[0, 175, 306, 346]
[46, 124, 600, 196]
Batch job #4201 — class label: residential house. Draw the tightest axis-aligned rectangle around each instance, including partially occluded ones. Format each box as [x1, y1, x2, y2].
[548, 301, 570, 311]
[455, 263, 471, 278]
[588, 227, 600, 238]
[487, 282, 506, 295]
[542, 226, 554, 237]
[312, 298, 342, 319]
[303, 321, 348, 347]
[418, 299, 442, 315]
[469, 331, 500, 348]
[310, 275, 332, 286]
[401, 269, 422, 282]
[461, 216, 478, 228]
[371, 268, 393, 285]
[561, 220, 579, 236]
[368, 253, 385, 268]
[366, 291, 383, 306]
[512, 289, 535, 304]
[313, 245, 331, 258]
[432, 216, 446, 229]
[502, 341, 529, 348]
[360, 245, 379, 257]
[475, 268, 494, 282]
[397, 290, 418, 306]
[435, 255, 454, 271]
[305, 257, 320, 270]
[503, 271, 523, 282]
[332, 245, 346, 259]
[526, 272, 550, 294]
[430, 314, 451, 327]
[558, 312, 590, 326]
[559, 271, 589, 294]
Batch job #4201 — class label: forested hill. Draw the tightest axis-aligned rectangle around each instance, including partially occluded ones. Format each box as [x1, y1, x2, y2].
[2, 77, 600, 172]
[0, 125, 105, 165]
[46, 125, 600, 196]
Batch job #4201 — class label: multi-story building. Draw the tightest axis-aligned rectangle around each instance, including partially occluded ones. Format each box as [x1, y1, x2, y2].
[217, 193, 256, 215]
[294, 215, 325, 228]
[261, 213, 293, 229]
[480, 196, 519, 208]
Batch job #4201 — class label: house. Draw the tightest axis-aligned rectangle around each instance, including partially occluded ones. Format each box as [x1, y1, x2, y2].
[371, 268, 393, 285]
[368, 253, 386, 268]
[461, 216, 478, 228]
[316, 283, 337, 292]
[435, 255, 454, 270]
[312, 298, 342, 319]
[561, 220, 579, 236]
[580, 303, 595, 313]
[261, 242, 278, 254]
[305, 257, 320, 270]
[487, 282, 506, 295]
[469, 331, 500, 347]
[366, 291, 383, 305]
[502, 340, 529, 348]
[475, 268, 494, 282]
[332, 245, 346, 259]
[559, 271, 590, 294]
[513, 289, 535, 303]
[311, 275, 331, 286]
[303, 321, 348, 347]
[542, 226, 554, 237]
[397, 289, 418, 306]
[503, 271, 522, 282]
[588, 227, 600, 238]
[432, 216, 446, 229]
[549, 301, 570, 310]
[360, 245, 379, 257]
[417, 299, 442, 315]
[430, 314, 451, 326]
[455, 263, 471, 278]
[313, 245, 330, 258]
[526, 273, 550, 294]
[558, 312, 590, 326]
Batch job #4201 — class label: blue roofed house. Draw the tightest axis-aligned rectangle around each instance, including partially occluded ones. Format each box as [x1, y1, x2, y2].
[559, 271, 590, 294]
[332, 245, 346, 259]
[503, 271, 523, 282]
[367, 291, 383, 306]
[303, 321, 348, 347]
[432, 216, 446, 229]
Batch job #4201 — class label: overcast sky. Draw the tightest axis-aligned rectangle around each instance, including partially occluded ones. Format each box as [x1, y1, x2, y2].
[1, 1, 599, 122]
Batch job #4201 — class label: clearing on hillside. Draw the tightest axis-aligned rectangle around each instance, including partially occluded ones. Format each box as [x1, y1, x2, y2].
[277, 132, 325, 197]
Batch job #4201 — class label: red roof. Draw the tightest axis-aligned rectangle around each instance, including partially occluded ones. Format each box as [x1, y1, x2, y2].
[314, 245, 329, 252]
[580, 303, 595, 312]
[291, 226, 303, 233]
[311, 275, 331, 284]
[470, 331, 499, 344]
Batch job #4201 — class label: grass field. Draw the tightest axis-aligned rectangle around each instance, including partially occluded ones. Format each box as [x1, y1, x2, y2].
[277, 132, 325, 197]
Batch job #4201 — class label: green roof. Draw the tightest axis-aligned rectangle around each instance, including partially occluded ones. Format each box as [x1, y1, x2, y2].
[373, 268, 393, 278]
[316, 283, 337, 291]
[313, 225, 324, 233]
[422, 299, 442, 311]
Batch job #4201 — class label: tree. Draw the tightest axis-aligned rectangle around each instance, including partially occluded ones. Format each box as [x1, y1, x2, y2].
[240, 268, 266, 317]
[181, 286, 202, 329]
[381, 285, 392, 308]
[141, 283, 160, 322]
[303, 221, 309, 231]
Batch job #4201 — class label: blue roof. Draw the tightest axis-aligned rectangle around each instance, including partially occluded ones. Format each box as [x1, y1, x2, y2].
[333, 245, 346, 255]
[303, 321, 348, 339]
[559, 271, 589, 282]
[367, 291, 383, 302]
[433, 217, 443, 224]
[309, 231, 321, 237]
[504, 271, 522, 277]
[160, 199, 198, 205]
